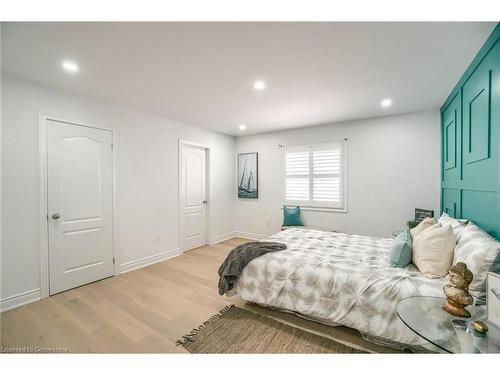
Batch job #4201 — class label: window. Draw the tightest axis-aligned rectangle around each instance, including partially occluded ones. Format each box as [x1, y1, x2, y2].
[283, 141, 346, 211]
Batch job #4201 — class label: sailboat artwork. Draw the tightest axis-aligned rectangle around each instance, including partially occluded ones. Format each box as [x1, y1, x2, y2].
[238, 152, 258, 199]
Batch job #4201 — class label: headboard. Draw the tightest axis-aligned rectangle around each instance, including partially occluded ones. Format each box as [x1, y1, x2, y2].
[440, 23, 500, 240]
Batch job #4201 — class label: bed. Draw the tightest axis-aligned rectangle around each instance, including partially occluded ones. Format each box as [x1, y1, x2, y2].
[230, 227, 447, 351]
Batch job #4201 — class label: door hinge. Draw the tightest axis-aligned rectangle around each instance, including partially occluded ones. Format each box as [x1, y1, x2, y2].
[113, 257, 115, 265]
[111, 143, 114, 150]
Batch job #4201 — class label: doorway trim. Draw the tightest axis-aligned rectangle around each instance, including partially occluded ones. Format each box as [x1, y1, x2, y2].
[178, 139, 211, 252]
[38, 114, 117, 299]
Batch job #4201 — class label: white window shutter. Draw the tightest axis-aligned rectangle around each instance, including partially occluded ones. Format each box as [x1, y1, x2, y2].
[283, 141, 346, 210]
[284, 151, 309, 201]
[312, 147, 341, 204]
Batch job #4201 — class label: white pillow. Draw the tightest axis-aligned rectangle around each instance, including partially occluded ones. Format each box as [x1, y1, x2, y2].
[453, 222, 500, 295]
[410, 217, 437, 239]
[412, 223, 456, 278]
[438, 212, 468, 240]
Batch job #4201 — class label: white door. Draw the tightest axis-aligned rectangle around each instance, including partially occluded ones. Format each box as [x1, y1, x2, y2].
[47, 120, 114, 295]
[180, 143, 207, 251]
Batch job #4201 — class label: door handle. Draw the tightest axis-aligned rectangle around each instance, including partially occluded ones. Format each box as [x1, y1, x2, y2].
[202, 200, 207, 204]
[52, 213, 61, 220]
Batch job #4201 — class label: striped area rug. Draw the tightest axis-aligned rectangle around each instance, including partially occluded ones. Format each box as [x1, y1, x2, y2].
[177, 305, 368, 354]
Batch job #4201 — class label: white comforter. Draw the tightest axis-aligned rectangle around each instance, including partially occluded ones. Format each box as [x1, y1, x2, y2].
[234, 227, 446, 349]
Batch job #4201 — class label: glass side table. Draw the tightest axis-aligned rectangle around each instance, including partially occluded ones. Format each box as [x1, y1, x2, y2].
[397, 296, 500, 353]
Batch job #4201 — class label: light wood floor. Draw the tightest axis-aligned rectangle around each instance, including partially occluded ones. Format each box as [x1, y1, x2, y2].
[0, 238, 403, 353]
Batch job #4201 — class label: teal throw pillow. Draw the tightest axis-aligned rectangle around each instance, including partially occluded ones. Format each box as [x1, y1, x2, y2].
[390, 230, 413, 268]
[283, 206, 304, 227]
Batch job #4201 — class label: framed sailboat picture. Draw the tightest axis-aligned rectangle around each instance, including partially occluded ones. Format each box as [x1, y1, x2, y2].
[238, 152, 258, 199]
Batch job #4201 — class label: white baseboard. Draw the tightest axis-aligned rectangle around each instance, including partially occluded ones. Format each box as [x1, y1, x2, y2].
[209, 231, 237, 245]
[232, 231, 268, 241]
[0, 289, 41, 313]
[119, 248, 181, 274]
[210, 231, 269, 245]
[1, 249, 183, 312]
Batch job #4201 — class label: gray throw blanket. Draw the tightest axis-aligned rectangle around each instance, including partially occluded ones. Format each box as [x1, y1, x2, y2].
[218, 241, 287, 295]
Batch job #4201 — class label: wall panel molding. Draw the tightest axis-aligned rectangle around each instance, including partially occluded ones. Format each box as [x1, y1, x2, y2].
[444, 111, 457, 170]
[440, 24, 500, 240]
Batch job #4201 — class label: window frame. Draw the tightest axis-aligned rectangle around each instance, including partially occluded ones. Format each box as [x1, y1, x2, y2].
[281, 140, 348, 213]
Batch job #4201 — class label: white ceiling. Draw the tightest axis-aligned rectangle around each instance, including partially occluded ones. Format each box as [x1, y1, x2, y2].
[1, 22, 496, 136]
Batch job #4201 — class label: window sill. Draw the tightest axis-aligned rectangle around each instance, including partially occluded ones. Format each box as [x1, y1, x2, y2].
[283, 205, 348, 213]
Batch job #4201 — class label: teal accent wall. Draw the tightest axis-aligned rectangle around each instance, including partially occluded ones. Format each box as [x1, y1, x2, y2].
[441, 23, 500, 239]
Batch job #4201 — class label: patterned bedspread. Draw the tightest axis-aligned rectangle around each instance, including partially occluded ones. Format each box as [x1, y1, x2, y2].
[233, 227, 446, 349]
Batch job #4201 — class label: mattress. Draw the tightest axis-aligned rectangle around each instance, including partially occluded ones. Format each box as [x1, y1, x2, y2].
[232, 227, 447, 350]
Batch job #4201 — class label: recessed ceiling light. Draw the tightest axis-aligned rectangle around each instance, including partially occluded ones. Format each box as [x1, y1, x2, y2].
[253, 80, 266, 91]
[381, 98, 392, 108]
[239, 124, 247, 131]
[61, 60, 79, 74]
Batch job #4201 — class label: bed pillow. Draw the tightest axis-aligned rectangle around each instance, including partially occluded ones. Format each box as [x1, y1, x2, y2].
[282, 206, 304, 227]
[412, 223, 456, 278]
[389, 230, 413, 268]
[438, 212, 468, 240]
[452, 222, 500, 295]
[410, 217, 437, 239]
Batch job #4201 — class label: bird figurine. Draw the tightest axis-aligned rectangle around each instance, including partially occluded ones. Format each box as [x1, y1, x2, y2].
[442, 262, 474, 318]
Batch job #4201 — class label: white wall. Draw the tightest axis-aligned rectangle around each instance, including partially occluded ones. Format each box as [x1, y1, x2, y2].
[0, 26, 3, 310]
[1, 74, 236, 309]
[235, 111, 441, 238]
[0, 73, 442, 311]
